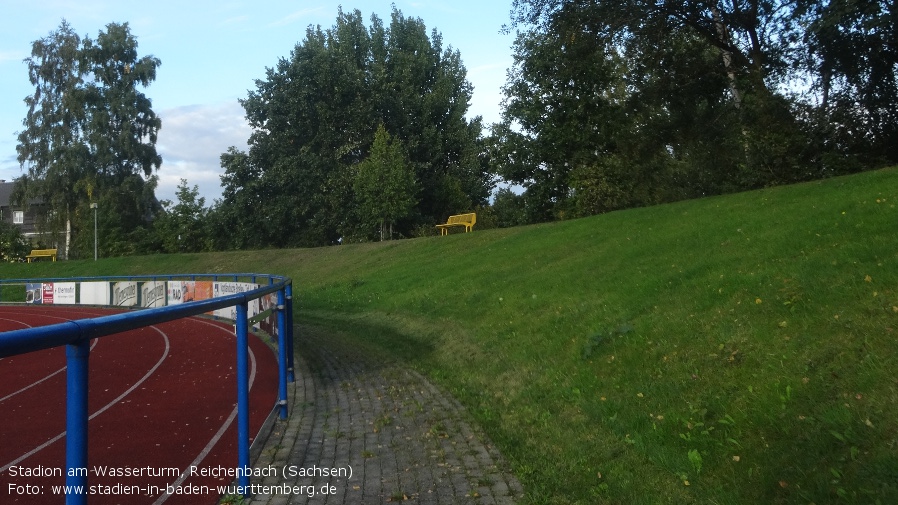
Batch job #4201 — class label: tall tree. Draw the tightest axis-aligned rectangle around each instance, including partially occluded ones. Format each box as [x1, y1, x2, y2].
[16, 20, 162, 258]
[15, 20, 86, 255]
[509, 0, 801, 100]
[211, 147, 267, 250]
[353, 125, 417, 240]
[498, 0, 895, 221]
[154, 179, 208, 253]
[219, 8, 490, 247]
[82, 22, 162, 182]
[802, 0, 898, 168]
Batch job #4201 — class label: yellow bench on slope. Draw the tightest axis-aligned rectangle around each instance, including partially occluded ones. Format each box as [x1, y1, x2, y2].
[436, 213, 476, 236]
[26, 249, 57, 263]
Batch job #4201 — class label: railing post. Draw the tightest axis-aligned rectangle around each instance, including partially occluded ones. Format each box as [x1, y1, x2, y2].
[65, 339, 90, 505]
[285, 282, 295, 383]
[235, 301, 250, 493]
[276, 289, 288, 419]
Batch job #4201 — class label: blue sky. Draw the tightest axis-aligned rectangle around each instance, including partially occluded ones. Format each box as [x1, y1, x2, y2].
[0, 1, 516, 204]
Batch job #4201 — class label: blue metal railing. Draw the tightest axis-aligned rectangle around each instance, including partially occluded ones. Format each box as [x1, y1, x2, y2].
[0, 273, 295, 504]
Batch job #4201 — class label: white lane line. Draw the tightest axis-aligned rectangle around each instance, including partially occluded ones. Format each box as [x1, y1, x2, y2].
[0, 326, 171, 472]
[0, 308, 109, 362]
[0, 340, 99, 403]
[0, 317, 34, 328]
[1, 310, 101, 401]
[153, 317, 258, 505]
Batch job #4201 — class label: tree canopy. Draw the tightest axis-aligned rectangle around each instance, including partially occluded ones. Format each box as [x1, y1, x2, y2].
[215, 8, 490, 248]
[353, 124, 417, 241]
[16, 20, 162, 258]
[495, 0, 897, 220]
[153, 179, 209, 253]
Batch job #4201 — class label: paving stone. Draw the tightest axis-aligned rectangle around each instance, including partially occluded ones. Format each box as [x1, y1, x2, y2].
[242, 326, 523, 504]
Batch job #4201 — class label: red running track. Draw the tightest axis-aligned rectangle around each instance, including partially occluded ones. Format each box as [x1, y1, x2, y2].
[0, 305, 279, 504]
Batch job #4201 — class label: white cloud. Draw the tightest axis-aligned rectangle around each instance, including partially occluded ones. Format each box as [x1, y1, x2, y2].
[0, 100, 252, 202]
[0, 50, 27, 64]
[268, 7, 328, 28]
[154, 99, 251, 205]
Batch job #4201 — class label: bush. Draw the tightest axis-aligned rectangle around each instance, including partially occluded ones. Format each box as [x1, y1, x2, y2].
[0, 221, 29, 262]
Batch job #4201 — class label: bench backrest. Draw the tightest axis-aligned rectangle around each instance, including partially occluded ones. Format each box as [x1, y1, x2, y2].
[447, 213, 476, 225]
[29, 249, 58, 256]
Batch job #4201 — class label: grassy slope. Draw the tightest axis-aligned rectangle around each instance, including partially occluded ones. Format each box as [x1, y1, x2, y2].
[3, 168, 897, 504]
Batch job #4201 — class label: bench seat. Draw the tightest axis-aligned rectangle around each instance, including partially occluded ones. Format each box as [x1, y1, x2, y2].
[436, 213, 476, 236]
[26, 249, 57, 263]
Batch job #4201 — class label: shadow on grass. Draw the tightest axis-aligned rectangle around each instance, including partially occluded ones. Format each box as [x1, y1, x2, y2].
[295, 311, 437, 385]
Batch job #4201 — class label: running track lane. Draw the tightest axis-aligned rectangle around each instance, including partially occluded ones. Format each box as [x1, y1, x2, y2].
[0, 305, 279, 504]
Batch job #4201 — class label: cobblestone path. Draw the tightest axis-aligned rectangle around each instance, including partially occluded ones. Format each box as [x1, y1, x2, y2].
[244, 326, 523, 505]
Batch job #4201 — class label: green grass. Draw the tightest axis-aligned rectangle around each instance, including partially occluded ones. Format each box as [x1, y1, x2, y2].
[3, 167, 898, 504]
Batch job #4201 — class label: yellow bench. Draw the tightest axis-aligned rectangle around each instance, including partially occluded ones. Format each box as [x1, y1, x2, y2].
[26, 248, 58, 263]
[435, 213, 476, 236]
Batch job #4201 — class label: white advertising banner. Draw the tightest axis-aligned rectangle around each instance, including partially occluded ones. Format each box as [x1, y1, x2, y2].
[212, 282, 258, 320]
[112, 281, 138, 307]
[53, 282, 77, 305]
[167, 281, 186, 305]
[80, 282, 110, 305]
[140, 281, 166, 307]
[166, 281, 213, 305]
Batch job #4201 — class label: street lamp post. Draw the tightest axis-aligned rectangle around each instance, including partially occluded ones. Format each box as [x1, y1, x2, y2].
[90, 203, 98, 261]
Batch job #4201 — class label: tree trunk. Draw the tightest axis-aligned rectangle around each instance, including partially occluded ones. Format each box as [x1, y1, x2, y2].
[65, 206, 71, 260]
[711, 7, 743, 109]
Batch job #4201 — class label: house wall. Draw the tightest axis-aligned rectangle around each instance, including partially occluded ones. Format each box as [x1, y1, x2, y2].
[0, 181, 50, 244]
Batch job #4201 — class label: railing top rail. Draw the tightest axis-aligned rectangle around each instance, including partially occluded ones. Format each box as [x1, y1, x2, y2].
[0, 273, 288, 284]
[0, 273, 291, 358]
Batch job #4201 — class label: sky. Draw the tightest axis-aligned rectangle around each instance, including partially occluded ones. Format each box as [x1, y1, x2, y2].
[0, 1, 517, 205]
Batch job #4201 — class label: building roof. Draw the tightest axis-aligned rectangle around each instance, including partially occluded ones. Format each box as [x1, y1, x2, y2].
[0, 182, 17, 207]
[0, 181, 42, 207]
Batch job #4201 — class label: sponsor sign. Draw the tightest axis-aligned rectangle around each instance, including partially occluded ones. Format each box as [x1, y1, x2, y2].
[258, 291, 279, 337]
[42, 283, 54, 304]
[167, 281, 186, 305]
[213, 282, 255, 298]
[212, 282, 258, 320]
[53, 282, 77, 304]
[166, 281, 213, 305]
[112, 281, 138, 307]
[193, 281, 213, 301]
[25, 283, 42, 304]
[141, 281, 166, 307]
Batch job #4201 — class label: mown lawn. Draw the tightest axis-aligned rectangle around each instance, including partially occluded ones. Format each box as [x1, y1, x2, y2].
[5, 167, 897, 504]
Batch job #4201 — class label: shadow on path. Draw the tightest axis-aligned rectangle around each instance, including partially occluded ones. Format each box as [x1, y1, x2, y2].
[245, 324, 523, 505]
